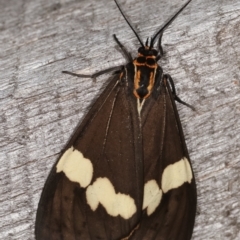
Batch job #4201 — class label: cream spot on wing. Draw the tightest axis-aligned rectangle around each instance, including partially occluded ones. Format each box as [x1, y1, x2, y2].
[142, 180, 162, 216]
[137, 99, 145, 116]
[86, 177, 136, 219]
[161, 157, 193, 193]
[56, 147, 93, 188]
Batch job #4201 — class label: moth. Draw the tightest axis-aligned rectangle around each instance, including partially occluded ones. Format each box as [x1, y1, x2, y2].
[35, 0, 196, 239]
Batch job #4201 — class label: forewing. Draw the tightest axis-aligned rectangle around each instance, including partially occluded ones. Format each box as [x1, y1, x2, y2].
[35, 75, 143, 240]
[131, 78, 196, 240]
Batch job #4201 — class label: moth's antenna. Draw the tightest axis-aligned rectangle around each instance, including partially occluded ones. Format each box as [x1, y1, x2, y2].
[150, 0, 192, 48]
[145, 38, 149, 47]
[114, 0, 144, 47]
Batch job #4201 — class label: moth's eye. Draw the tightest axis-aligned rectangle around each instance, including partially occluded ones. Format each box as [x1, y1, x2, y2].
[137, 57, 145, 63]
[138, 47, 145, 54]
[151, 49, 158, 56]
[146, 58, 155, 65]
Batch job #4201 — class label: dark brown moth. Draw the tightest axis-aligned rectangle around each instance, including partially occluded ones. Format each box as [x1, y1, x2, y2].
[35, 0, 196, 239]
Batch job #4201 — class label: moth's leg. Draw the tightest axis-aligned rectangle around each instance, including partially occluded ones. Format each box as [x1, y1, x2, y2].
[62, 65, 123, 79]
[62, 34, 130, 79]
[164, 73, 195, 111]
[113, 34, 133, 62]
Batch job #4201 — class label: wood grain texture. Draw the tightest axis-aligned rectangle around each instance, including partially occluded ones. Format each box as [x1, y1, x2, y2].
[0, 0, 239, 239]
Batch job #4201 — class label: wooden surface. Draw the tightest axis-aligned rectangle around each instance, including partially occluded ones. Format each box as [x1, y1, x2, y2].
[0, 0, 239, 239]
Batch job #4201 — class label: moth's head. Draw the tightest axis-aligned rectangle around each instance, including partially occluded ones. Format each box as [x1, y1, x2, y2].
[137, 37, 158, 57]
[137, 46, 158, 57]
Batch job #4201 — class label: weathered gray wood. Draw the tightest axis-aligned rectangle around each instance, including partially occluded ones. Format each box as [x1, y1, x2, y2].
[0, 0, 239, 239]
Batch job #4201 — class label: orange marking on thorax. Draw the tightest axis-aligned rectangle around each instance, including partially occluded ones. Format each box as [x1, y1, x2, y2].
[146, 56, 155, 59]
[133, 55, 158, 68]
[133, 70, 141, 98]
[147, 71, 155, 95]
[119, 72, 123, 79]
[146, 63, 158, 68]
[133, 60, 145, 67]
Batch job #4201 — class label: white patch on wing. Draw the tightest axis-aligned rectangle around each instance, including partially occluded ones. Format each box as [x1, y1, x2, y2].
[161, 157, 193, 193]
[86, 177, 136, 219]
[142, 180, 162, 216]
[137, 99, 145, 115]
[56, 147, 93, 188]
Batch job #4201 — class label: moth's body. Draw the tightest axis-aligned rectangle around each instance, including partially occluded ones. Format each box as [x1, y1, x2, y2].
[132, 49, 159, 99]
[35, 0, 196, 239]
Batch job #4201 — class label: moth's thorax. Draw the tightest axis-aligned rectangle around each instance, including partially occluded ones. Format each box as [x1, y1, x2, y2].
[132, 47, 158, 99]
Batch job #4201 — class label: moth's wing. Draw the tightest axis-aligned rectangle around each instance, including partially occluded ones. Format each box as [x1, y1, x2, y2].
[131, 78, 196, 240]
[35, 75, 143, 240]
